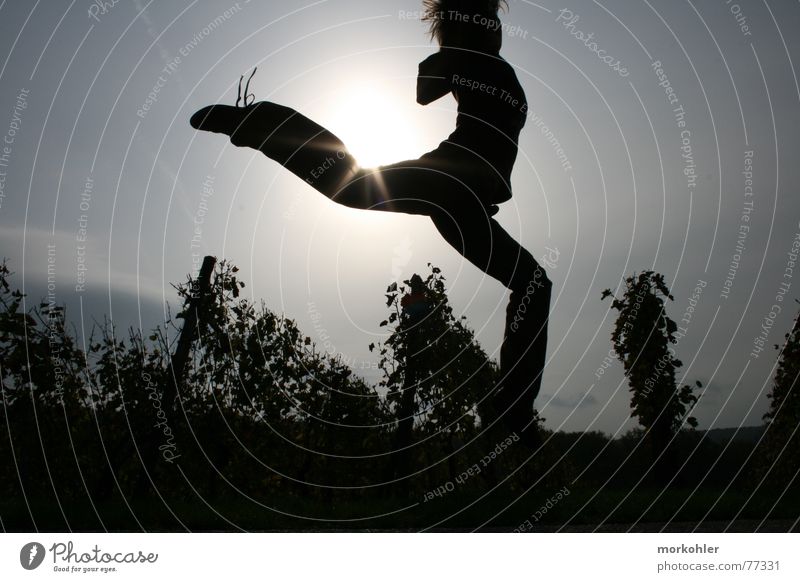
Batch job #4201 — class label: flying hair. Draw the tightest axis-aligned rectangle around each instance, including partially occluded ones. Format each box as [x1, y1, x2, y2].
[421, 0, 509, 44]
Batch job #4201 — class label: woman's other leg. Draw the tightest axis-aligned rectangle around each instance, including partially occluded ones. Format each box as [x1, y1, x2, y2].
[430, 208, 552, 440]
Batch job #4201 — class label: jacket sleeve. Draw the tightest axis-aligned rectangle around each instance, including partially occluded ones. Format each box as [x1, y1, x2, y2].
[416, 52, 452, 105]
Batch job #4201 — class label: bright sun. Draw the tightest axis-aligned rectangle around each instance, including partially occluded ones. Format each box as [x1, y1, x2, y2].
[325, 84, 426, 169]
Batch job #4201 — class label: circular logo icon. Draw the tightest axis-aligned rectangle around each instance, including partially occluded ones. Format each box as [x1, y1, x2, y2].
[20, 542, 46, 570]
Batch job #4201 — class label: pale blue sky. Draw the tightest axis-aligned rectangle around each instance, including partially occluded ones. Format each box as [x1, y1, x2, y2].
[1, 0, 799, 434]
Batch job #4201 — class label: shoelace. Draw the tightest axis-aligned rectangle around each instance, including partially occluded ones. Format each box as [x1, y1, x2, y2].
[236, 67, 257, 108]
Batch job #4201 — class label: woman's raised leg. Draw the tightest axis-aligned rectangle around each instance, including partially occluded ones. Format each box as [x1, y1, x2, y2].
[191, 101, 363, 198]
[191, 102, 493, 215]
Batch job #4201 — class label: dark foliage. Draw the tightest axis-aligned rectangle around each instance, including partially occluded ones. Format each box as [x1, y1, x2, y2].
[0, 261, 796, 530]
[757, 303, 800, 487]
[602, 272, 699, 482]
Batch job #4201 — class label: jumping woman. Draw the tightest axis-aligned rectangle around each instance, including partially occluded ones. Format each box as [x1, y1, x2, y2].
[190, 0, 551, 446]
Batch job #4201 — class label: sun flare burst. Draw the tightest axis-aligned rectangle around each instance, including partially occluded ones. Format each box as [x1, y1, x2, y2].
[325, 84, 427, 169]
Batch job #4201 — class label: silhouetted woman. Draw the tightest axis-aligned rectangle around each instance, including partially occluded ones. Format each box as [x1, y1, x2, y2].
[191, 0, 551, 445]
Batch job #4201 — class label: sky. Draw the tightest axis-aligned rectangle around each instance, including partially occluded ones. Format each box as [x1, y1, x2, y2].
[0, 0, 799, 435]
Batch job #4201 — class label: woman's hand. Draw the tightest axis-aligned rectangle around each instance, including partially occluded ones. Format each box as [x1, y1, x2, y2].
[416, 51, 453, 105]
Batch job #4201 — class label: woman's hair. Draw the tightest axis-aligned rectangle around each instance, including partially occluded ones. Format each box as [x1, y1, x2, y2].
[422, 0, 508, 46]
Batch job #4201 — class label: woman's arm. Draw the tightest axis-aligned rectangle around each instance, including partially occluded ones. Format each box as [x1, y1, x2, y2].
[416, 51, 453, 105]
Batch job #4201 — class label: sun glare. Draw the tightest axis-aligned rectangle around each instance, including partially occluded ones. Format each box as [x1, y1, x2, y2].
[325, 84, 426, 169]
